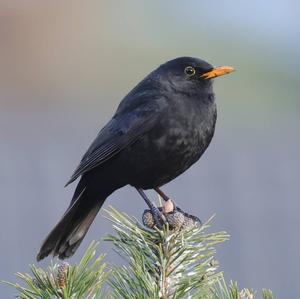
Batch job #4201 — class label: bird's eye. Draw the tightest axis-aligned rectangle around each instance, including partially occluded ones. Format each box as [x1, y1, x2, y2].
[184, 66, 196, 77]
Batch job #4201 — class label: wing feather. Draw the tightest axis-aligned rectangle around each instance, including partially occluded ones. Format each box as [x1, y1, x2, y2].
[65, 112, 156, 186]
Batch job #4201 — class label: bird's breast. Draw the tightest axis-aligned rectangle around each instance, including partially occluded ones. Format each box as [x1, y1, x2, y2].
[151, 114, 212, 164]
[123, 103, 216, 188]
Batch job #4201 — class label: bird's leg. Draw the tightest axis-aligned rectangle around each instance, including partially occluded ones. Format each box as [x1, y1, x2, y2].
[154, 187, 176, 214]
[154, 187, 201, 227]
[154, 187, 170, 201]
[136, 188, 166, 228]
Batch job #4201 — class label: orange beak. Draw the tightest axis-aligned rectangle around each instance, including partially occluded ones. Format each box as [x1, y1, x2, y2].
[201, 66, 235, 79]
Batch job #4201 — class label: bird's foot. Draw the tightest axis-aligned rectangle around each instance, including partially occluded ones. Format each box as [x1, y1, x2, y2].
[142, 199, 202, 230]
[150, 205, 166, 229]
[136, 188, 167, 228]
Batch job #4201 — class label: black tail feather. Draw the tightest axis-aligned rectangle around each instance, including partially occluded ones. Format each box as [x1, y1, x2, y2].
[37, 183, 108, 261]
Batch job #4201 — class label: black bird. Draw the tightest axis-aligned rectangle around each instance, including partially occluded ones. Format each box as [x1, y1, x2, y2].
[37, 57, 234, 261]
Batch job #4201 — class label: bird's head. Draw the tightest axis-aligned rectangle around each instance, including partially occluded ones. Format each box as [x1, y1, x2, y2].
[156, 57, 234, 94]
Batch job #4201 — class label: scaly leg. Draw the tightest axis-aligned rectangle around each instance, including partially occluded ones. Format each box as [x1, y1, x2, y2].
[136, 188, 166, 228]
[154, 187, 170, 202]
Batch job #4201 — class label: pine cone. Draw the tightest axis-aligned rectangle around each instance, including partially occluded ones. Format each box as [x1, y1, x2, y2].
[165, 210, 185, 229]
[176, 207, 202, 229]
[142, 209, 156, 228]
[57, 262, 69, 289]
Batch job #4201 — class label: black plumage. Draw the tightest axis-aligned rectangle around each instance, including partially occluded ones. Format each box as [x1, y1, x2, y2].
[37, 57, 233, 261]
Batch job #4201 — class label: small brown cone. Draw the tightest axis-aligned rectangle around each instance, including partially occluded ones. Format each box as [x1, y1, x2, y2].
[166, 210, 185, 229]
[57, 262, 69, 290]
[142, 209, 155, 228]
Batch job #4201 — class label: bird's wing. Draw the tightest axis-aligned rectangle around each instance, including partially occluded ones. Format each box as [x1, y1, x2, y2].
[65, 103, 158, 186]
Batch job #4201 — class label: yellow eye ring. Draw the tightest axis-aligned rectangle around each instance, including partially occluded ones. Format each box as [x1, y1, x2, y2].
[184, 66, 196, 77]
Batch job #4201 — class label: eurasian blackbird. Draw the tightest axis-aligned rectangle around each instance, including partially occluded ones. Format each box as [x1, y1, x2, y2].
[37, 57, 234, 261]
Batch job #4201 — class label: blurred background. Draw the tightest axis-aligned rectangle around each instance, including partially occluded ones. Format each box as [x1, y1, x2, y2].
[0, 1, 299, 297]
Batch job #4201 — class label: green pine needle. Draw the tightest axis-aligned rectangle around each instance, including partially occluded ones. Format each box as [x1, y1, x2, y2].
[2, 241, 108, 299]
[105, 206, 229, 298]
[2, 207, 275, 299]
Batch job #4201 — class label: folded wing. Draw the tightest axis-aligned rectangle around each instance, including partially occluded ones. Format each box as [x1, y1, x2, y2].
[65, 102, 159, 186]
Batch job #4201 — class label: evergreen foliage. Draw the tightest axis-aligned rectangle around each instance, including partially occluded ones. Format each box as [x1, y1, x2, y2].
[2, 242, 108, 299]
[2, 207, 275, 299]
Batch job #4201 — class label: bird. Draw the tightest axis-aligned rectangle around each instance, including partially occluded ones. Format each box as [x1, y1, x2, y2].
[37, 57, 234, 261]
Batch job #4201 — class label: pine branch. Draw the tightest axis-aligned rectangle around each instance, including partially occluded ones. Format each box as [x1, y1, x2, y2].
[105, 207, 228, 299]
[211, 278, 274, 299]
[2, 206, 275, 299]
[2, 241, 108, 299]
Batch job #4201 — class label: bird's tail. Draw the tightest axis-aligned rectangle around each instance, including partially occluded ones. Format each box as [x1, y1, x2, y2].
[37, 179, 111, 261]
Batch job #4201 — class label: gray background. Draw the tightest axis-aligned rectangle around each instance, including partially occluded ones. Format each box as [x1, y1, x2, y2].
[0, 1, 299, 298]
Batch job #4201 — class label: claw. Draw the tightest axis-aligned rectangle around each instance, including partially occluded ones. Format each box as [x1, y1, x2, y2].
[143, 201, 201, 230]
[142, 206, 166, 229]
